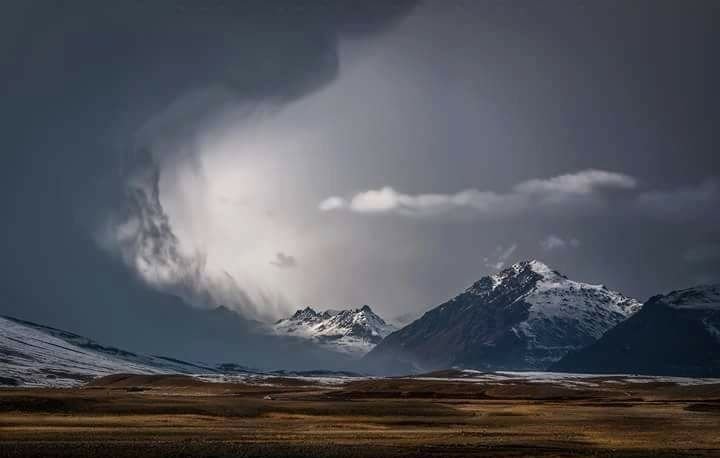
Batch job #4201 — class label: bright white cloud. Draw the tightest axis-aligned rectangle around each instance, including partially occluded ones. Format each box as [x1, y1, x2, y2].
[318, 196, 347, 211]
[346, 187, 514, 216]
[320, 169, 637, 218]
[351, 187, 403, 212]
[514, 169, 637, 196]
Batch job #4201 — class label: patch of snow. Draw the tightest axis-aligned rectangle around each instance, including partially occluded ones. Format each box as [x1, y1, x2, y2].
[501, 261, 640, 363]
[416, 370, 720, 387]
[520, 273, 641, 340]
[274, 305, 395, 356]
[0, 316, 208, 387]
[661, 285, 720, 311]
[429, 260, 643, 368]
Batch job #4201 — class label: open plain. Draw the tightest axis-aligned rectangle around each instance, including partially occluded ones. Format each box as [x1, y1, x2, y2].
[1, 371, 719, 458]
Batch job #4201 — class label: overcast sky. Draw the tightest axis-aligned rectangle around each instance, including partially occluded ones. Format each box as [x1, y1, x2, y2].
[2, 1, 719, 348]
[153, 0, 720, 321]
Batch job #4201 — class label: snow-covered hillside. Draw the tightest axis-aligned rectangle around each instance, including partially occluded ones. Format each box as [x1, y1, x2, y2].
[365, 260, 641, 373]
[506, 260, 641, 365]
[0, 316, 214, 387]
[553, 284, 720, 376]
[662, 284, 720, 311]
[274, 305, 395, 356]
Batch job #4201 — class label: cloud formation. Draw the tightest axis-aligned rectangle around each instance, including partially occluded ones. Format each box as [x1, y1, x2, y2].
[319, 169, 637, 218]
[514, 170, 636, 196]
[271, 252, 298, 269]
[541, 235, 581, 251]
[318, 196, 347, 211]
[484, 244, 518, 270]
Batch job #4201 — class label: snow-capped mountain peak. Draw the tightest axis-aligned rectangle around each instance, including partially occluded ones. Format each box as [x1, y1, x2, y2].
[286, 306, 321, 323]
[365, 259, 641, 373]
[468, 260, 562, 295]
[467, 260, 641, 334]
[274, 305, 396, 356]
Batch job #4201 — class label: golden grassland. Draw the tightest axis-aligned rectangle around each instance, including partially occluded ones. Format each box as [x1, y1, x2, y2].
[1, 373, 719, 457]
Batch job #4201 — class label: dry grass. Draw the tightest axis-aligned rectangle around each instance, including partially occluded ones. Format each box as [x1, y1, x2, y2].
[1, 374, 719, 457]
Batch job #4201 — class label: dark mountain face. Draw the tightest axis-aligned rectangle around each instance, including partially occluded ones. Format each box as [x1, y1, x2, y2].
[363, 260, 639, 374]
[552, 285, 720, 377]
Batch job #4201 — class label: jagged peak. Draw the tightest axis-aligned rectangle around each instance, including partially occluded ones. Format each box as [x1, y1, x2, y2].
[274, 304, 395, 356]
[466, 259, 565, 295]
[462, 260, 643, 320]
[284, 305, 381, 322]
[290, 306, 318, 319]
[506, 259, 565, 279]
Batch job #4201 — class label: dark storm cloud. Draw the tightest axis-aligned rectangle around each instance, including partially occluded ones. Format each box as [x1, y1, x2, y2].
[297, 0, 719, 312]
[0, 0, 416, 368]
[1, 0, 719, 370]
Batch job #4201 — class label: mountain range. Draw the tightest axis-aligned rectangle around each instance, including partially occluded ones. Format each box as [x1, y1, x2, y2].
[3, 259, 719, 386]
[273, 305, 396, 356]
[364, 260, 641, 373]
[0, 314, 362, 387]
[552, 284, 720, 376]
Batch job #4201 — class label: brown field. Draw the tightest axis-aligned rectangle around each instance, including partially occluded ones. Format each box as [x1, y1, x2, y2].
[1, 373, 720, 457]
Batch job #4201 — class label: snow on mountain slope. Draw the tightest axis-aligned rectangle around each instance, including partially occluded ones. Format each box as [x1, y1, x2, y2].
[662, 284, 720, 311]
[553, 284, 720, 377]
[662, 285, 720, 341]
[274, 305, 395, 356]
[0, 316, 214, 387]
[365, 260, 640, 373]
[512, 261, 641, 348]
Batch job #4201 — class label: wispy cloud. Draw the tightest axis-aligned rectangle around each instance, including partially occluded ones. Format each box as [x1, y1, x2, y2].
[318, 196, 347, 211]
[270, 252, 298, 269]
[514, 170, 636, 196]
[541, 235, 581, 251]
[484, 243, 518, 270]
[319, 169, 637, 218]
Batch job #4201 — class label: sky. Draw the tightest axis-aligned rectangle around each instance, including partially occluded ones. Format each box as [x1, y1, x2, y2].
[1, 1, 719, 364]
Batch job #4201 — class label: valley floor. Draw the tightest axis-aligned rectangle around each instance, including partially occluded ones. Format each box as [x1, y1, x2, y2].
[1, 372, 719, 457]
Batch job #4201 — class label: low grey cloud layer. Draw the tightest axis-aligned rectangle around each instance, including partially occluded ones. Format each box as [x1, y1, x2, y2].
[2, 0, 719, 365]
[319, 169, 637, 218]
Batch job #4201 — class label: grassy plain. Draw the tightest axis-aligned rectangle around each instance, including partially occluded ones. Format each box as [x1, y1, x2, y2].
[1, 373, 719, 457]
